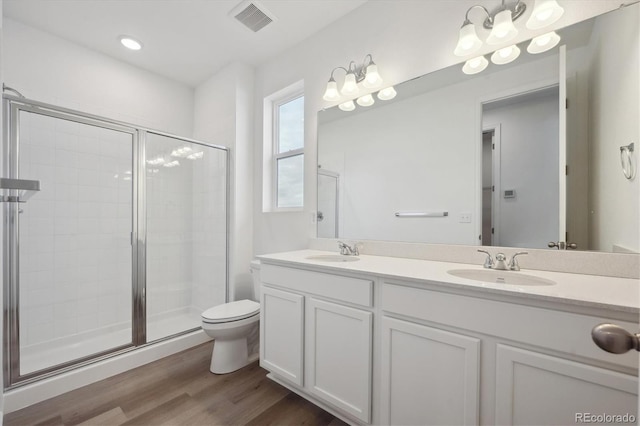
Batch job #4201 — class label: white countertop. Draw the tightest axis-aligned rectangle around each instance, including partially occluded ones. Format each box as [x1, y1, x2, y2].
[258, 250, 640, 313]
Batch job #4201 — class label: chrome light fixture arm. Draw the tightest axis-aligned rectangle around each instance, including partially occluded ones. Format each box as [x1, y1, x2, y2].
[462, 4, 491, 27]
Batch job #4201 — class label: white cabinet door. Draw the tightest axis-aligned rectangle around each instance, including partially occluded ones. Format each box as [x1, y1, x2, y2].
[307, 298, 372, 423]
[260, 286, 304, 386]
[380, 317, 481, 426]
[495, 344, 638, 425]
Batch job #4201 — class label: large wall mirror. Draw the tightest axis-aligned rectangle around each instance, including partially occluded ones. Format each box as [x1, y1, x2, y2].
[317, 4, 638, 254]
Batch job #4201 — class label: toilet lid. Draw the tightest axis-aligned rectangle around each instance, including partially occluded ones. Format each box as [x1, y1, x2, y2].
[202, 300, 260, 323]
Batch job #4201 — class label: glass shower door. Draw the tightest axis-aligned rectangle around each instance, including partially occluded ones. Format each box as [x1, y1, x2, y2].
[6, 105, 136, 379]
[144, 132, 227, 342]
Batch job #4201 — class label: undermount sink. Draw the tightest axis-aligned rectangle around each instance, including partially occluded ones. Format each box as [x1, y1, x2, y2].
[447, 269, 555, 286]
[306, 254, 361, 262]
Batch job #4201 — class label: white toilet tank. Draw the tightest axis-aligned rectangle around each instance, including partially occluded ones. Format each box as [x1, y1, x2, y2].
[250, 260, 261, 301]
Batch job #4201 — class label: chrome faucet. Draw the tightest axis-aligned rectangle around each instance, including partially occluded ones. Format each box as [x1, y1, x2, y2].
[493, 253, 508, 270]
[477, 249, 494, 268]
[508, 251, 528, 271]
[338, 241, 361, 256]
[477, 250, 528, 271]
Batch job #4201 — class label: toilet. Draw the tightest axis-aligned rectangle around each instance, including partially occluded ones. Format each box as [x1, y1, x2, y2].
[201, 260, 261, 374]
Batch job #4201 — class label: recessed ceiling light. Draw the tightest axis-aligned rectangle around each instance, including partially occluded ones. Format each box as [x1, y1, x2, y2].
[119, 35, 143, 51]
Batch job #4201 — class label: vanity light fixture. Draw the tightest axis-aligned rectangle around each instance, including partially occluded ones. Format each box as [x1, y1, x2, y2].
[455, 0, 564, 74]
[322, 54, 383, 101]
[186, 151, 204, 160]
[118, 35, 143, 51]
[526, 0, 564, 30]
[491, 44, 521, 64]
[527, 31, 561, 54]
[338, 100, 356, 112]
[356, 94, 375, 107]
[171, 146, 193, 157]
[163, 160, 180, 168]
[377, 86, 397, 101]
[462, 55, 489, 75]
[454, 0, 527, 56]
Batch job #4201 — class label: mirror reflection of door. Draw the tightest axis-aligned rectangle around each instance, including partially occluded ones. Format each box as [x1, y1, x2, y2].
[317, 169, 339, 238]
[481, 130, 495, 246]
[481, 86, 560, 249]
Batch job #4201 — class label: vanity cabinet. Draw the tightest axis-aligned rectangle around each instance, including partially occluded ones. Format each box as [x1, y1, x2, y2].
[307, 298, 372, 422]
[495, 344, 638, 425]
[380, 316, 480, 425]
[381, 280, 639, 426]
[260, 286, 304, 386]
[259, 263, 374, 424]
[258, 254, 638, 426]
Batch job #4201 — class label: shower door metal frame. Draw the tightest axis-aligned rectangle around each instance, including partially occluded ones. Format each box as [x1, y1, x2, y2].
[2, 94, 230, 389]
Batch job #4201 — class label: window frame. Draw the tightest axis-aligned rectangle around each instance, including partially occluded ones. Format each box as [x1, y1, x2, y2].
[268, 87, 305, 211]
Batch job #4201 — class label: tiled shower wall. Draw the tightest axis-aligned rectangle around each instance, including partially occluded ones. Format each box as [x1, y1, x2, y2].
[145, 133, 195, 321]
[18, 112, 133, 348]
[190, 148, 227, 314]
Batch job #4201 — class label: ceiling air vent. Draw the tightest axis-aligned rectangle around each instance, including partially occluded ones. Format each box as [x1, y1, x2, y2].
[230, 1, 275, 33]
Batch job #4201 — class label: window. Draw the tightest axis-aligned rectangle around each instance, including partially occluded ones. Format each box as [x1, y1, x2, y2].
[263, 81, 305, 211]
[274, 95, 304, 208]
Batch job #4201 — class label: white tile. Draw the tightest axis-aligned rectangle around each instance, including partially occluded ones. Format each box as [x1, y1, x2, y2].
[54, 317, 77, 339]
[53, 300, 78, 319]
[55, 150, 79, 169]
[55, 132, 79, 152]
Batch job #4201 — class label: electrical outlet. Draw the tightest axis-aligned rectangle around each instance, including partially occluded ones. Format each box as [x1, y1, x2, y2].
[459, 213, 472, 223]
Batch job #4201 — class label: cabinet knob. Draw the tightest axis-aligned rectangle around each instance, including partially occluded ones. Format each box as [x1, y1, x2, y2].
[591, 323, 640, 354]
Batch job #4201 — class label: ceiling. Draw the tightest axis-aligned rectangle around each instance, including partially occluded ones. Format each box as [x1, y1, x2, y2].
[2, 0, 367, 87]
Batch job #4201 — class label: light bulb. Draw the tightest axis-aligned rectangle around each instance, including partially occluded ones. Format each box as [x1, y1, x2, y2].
[377, 86, 397, 101]
[363, 64, 383, 89]
[527, 31, 561, 54]
[356, 94, 375, 107]
[454, 22, 483, 56]
[322, 79, 340, 101]
[341, 72, 359, 96]
[462, 56, 489, 75]
[119, 36, 143, 51]
[338, 100, 356, 111]
[491, 45, 521, 65]
[487, 9, 518, 45]
[526, 0, 565, 30]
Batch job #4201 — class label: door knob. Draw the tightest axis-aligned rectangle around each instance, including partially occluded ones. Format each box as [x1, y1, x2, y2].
[548, 241, 578, 250]
[591, 323, 640, 354]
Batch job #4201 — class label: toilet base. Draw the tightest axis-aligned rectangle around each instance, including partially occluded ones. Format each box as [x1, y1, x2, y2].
[210, 337, 249, 374]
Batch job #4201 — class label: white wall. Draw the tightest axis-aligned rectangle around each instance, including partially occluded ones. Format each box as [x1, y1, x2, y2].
[587, 6, 639, 253]
[252, 0, 621, 255]
[2, 19, 194, 136]
[193, 62, 255, 301]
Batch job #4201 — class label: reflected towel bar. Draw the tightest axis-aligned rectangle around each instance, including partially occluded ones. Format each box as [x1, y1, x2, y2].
[395, 212, 448, 218]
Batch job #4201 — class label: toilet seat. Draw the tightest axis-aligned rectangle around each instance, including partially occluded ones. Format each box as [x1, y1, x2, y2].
[202, 300, 260, 324]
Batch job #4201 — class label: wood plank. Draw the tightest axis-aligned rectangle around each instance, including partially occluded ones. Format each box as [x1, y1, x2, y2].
[3, 342, 346, 426]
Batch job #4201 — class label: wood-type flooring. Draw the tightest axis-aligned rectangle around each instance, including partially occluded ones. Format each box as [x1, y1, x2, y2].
[4, 342, 348, 426]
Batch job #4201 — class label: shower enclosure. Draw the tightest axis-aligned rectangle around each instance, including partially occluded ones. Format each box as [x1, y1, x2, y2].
[2, 95, 228, 387]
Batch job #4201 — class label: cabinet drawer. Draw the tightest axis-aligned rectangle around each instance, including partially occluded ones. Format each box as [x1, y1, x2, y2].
[261, 264, 373, 307]
[382, 282, 639, 370]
